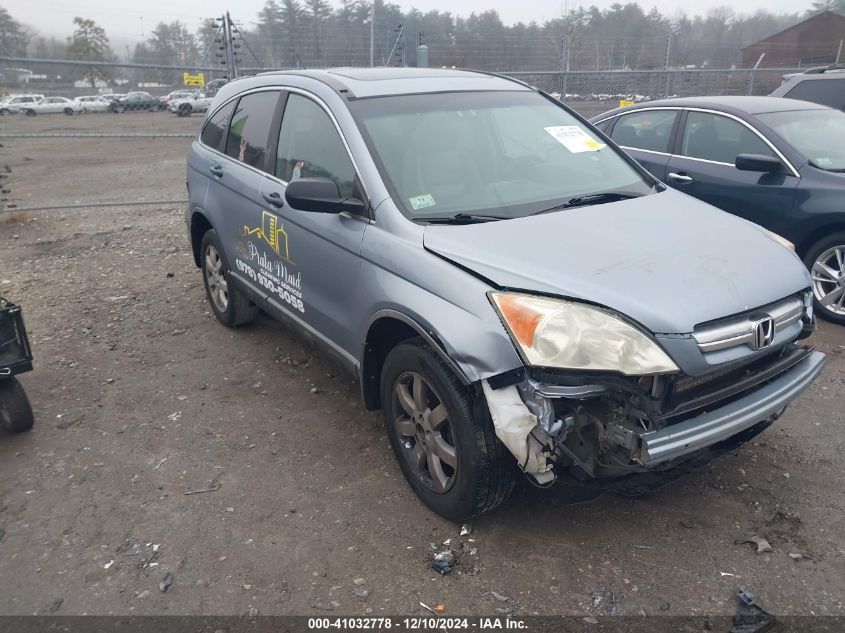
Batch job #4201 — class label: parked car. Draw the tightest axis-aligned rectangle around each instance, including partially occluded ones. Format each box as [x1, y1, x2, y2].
[170, 91, 213, 117]
[160, 90, 194, 108]
[74, 95, 111, 113]
[21, 96, 82, 116]
[0, 94, 45, 115]
[108, 91, 161, 112]
[186, 69, 824, 520]
[772, 64, 845, 110]
[591, 96, 845, 325]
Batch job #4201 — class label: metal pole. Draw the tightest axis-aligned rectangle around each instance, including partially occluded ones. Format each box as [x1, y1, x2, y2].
[747, 53, 765, 96]
[837, 39, 843, 64]
[370, 2, 375, 67]
[663, 34, 672, 98]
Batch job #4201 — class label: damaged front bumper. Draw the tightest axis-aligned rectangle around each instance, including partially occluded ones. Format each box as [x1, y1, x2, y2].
[482, 345, 826, 485]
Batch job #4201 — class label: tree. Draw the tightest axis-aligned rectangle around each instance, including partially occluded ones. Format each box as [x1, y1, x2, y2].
[146, 21, 199, 83]
[809, 0, 845, 14]
[0, 7, 30, 56]
[65, 17, 111, 87]
[305, 0, 332, 64]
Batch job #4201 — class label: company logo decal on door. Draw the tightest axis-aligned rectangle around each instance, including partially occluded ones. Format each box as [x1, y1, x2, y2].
[236, 209, 305, 314]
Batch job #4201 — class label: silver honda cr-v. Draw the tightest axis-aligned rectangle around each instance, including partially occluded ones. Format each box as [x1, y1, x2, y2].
[186, 68, 825, 520]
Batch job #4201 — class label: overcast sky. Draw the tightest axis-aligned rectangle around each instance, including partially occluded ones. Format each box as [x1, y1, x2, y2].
[6, 0, 814, 41]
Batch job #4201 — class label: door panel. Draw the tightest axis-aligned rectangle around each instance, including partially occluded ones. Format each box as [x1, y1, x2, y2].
[259, 92, 368, 360]
[665, 111, 798, 233]
[201, 91, 284, 309]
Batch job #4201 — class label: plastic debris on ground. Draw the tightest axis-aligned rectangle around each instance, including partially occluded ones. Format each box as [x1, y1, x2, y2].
[460, 524, 472, 536]
[735, 536, 773, 554]
[732, 587, 775, 633]
[159, 572, 173, 593]
[431, 550, 456, 575]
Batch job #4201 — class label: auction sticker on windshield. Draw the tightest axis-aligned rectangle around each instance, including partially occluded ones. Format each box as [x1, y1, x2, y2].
[544, 125, 605, 153]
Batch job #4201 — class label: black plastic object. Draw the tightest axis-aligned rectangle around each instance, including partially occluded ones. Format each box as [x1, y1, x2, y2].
[284, 178, 365, 215]
[0, 296, 33, 377]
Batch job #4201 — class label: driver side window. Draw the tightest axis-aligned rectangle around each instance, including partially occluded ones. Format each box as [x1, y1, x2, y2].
[276, 94, 357, 198]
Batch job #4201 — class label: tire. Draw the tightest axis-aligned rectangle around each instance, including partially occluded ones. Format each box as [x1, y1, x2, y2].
[178, 105, 192, 118]
[64, 107, 73, 115]
[200, 229, 258, 327]
[0, 377, 34, 433]
[0, 109, 8, 116]
[381, 338, 516, 521]
[24, 109, 35, 117]
[804, 231, 845, 326]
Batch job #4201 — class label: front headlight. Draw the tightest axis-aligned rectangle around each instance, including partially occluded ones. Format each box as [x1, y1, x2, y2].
[490, 292, 678, 375]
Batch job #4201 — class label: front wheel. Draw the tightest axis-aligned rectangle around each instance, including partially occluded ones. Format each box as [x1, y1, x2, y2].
[200, 229, 258, 327]
[805, 232, 845, 325]
[24, 109, 35, 116]
[0, 377, 34, 433]
[381, 338, 516, 520]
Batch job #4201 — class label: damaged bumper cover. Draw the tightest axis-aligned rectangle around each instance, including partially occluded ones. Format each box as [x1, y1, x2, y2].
[639, 350, 825, 466]
[482, 346, 826, 484]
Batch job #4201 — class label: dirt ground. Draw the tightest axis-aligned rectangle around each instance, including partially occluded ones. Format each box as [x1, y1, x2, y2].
[0, 113, 844, 618]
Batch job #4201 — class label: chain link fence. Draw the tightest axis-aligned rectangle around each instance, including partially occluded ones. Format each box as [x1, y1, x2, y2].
[0, 57, 803, 212]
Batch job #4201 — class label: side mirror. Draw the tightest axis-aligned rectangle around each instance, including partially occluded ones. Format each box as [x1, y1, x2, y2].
[735, 153, 781, 173]
[285, 178, 365, 215]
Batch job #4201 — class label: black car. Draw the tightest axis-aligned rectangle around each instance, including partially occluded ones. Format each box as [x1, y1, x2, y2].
[770, 64, 845, 111]
[591, 96, 845, 324]
[108, 91, 161, 112]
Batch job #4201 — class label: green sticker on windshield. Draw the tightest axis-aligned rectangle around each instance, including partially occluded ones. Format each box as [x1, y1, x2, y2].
[409, 194, 436, 210]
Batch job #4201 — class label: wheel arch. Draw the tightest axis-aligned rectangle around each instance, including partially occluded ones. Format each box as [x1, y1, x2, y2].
[361, 310, 471, 411]
[797, 222, 845, 258]
[189, 210, 214, 267]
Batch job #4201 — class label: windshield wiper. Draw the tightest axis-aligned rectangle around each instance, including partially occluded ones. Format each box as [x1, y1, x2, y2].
[422, 213, 510, 224]
[531, 191, 641, 216]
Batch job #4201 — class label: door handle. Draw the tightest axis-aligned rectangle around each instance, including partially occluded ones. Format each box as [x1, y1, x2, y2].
[668, 172, 693, 184]
[209, 165, 224, 178]
[262, 191, 284, 208]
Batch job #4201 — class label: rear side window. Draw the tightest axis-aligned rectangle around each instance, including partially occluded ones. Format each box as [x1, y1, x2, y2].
[680, 112, 774, 164]
[785, 78, 845, 109]
[225, 91, 280, 170]
[200, 100, 235, 153]
[610, 110, 677, 153]
[276, 94, 357, 198]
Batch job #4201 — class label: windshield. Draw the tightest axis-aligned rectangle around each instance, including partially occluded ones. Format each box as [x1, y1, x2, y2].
[350, 91, 652, 219]
[758, 109, 845, 172]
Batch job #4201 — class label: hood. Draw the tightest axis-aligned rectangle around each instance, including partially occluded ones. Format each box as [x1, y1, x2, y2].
[423, 190, 810, 334]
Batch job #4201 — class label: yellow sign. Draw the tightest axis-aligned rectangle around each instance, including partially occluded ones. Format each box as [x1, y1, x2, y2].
[183, 72, 205, 87]
[243, 210, 290, 261]
[619, 100, 635, 108]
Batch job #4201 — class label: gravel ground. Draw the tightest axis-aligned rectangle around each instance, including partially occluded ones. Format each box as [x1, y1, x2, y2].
[0, 113, 844, 618]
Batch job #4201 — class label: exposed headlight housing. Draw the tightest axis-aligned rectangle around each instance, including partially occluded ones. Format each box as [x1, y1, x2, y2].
[490, 292, 678, 375]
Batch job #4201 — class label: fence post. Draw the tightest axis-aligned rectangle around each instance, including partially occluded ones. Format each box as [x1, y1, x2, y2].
[747, 53, 765, 96]
[663, 34, 672, 98]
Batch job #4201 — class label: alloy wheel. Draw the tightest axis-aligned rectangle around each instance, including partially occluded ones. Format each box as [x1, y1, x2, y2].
[204, 244, 229, 313]
[811, 245, 845, 316]
[393, 371, 458, 493]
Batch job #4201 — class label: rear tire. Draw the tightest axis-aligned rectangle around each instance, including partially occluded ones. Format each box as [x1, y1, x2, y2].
[804, 232, 845, 325]
[24, 109, 35, 116]
[178, 105, 192, 118]
[381, 338, 515, 520]
[200, 229, 258, 327]
[0, 377, 34, 433]
[64, 107, 73, 115]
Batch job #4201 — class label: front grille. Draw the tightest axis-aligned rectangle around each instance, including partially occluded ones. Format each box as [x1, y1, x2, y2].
[692, 295, 803, 354]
